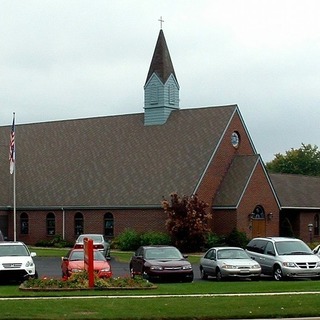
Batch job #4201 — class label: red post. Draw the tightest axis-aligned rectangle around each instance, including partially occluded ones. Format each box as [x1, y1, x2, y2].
[84, 237, 94, 288]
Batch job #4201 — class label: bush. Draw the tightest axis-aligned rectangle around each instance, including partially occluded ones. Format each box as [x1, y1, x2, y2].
[35, 234, 73, 248]
[225, 229, 249, 248]
[114, 229, 141, 251]
[204, 232, 224, 249]
[114, 230, 172, 251]
[140, 231, 171, 246]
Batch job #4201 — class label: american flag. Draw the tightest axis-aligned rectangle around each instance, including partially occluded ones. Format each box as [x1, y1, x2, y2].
[9, 113, 15, 174]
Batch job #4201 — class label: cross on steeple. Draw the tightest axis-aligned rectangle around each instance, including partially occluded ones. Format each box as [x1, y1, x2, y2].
[158, 16, 164, 29]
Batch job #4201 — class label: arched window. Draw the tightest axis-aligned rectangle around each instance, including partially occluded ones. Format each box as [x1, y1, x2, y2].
[314, 214, 319, 236]
[104, 212, 114, 238]
[74, 212, 84, 236]
[46, 212, 55, 235]
[252, 206, 265, 219]
[20, 212, 29, 234]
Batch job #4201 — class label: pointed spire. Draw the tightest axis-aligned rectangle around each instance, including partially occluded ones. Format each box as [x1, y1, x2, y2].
[145, 30, 178, 85]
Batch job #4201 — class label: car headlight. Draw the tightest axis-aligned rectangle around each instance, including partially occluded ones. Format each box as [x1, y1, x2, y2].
[222, 264, 237, 269]
[25, 260, 34, 267]
[282, 262, 296, 267]
[182, 265, 192, 270]
[101, 267, 111, 272]
[316, 262, 320, 268]
[250, 264, 260, 269]
[150, 265, 163, 271]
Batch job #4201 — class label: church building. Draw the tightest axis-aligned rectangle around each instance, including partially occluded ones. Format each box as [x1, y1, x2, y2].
[1, 29, 320, 246]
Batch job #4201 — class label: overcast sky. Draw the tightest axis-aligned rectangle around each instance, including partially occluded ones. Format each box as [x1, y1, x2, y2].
[1, 0, 319, 162]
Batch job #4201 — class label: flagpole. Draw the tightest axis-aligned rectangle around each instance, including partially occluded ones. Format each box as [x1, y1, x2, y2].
[9, 112, 16, 241]
[13, 153, 16, 242]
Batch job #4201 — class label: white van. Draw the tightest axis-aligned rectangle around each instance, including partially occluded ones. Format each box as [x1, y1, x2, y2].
[246, 237, 320, 280]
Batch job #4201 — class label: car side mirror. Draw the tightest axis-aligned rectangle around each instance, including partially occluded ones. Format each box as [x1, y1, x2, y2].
[30, 252, 37, 257]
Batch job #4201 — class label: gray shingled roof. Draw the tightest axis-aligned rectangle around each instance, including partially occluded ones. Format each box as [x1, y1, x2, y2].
[0, 105, 237, 209]
[269, 173, 320, 208]
[213, 155, 260, 207]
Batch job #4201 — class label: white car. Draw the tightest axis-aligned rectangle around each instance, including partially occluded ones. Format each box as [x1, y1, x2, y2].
[0, 241, 37, 282]
[313, 244, 320, 256]
[74, 234, 111, 259]
[200, 247, 261, 281]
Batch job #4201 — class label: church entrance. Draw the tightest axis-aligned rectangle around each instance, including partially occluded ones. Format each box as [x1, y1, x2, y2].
[252, 218, 266, 238]
[251, 205, 266, 238]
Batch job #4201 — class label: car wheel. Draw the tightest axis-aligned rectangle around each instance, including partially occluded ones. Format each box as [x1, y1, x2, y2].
[273, 265, 284, 281]
[216, 268, 223, 281]
[200, 267, 208, 280]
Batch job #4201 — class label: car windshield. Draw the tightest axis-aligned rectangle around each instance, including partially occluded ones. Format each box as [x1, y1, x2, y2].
[0, 245, 29, 256]
[145, 247, 183, 260]
[77, 235, 103, 243]
[217, 249, 248, 260]
[69, 251, 106, 261]
[275, 241, 312, 255]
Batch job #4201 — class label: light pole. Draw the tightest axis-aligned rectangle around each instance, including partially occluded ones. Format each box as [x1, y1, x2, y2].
[308, 223, 313, 243]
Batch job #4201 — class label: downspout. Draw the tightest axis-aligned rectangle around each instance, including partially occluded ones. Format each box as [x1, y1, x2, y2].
[62, 207, 65, 240]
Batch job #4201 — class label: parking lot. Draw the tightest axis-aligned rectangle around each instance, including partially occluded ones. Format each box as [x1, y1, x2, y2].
[34, 256, 202, 279]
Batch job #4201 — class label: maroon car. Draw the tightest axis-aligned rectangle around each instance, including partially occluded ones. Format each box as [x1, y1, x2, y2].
[129, 245, 193, 282]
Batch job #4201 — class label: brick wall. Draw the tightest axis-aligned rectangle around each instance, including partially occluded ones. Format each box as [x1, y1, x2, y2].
[6, 208, 167, 245]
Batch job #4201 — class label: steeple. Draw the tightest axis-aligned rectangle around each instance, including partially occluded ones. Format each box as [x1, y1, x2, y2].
[144, 29, 180, 126]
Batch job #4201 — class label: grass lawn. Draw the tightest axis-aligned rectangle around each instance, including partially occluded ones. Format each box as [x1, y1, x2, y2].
[0, 281, 319, 319]
[0, 248, 319, 319]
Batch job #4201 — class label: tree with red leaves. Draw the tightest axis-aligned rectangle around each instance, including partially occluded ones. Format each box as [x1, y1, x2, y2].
[162, 193, 212, 252]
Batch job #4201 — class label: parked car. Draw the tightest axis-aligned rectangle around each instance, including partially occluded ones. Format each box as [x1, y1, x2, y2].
[313, 244, 320, 256]
[74, 234, 110, 259]
[61, 248, 112, 279]
[129, 245, 193, 282]
[199, 247, 261, 281]
[0, 241, 37, 282]
[246, 237, 320, 280]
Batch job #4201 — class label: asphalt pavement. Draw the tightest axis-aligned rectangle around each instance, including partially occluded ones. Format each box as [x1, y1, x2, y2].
[34, 256, 131, 278]
[34, 256, 201, 279]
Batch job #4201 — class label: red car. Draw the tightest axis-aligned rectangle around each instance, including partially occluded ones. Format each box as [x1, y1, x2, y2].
[61, 249, 112, 279]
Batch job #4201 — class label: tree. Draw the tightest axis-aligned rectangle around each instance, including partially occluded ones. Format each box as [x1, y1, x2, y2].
[266, 143, 320, 176]
[162, 193, 212, 252]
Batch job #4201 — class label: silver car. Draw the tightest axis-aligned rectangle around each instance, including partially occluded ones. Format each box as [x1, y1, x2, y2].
[246, 237, 320, 280]
[74, 234, 111, 259]
[200, 247, 261, 281]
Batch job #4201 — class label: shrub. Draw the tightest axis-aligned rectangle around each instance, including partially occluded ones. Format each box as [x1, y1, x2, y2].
[225, 228, 249, 248]
[35, 234, 73, 248]
[114, 229, 141, 251]
[140, 231, 171, 246]
[205, 232, 224, 249]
